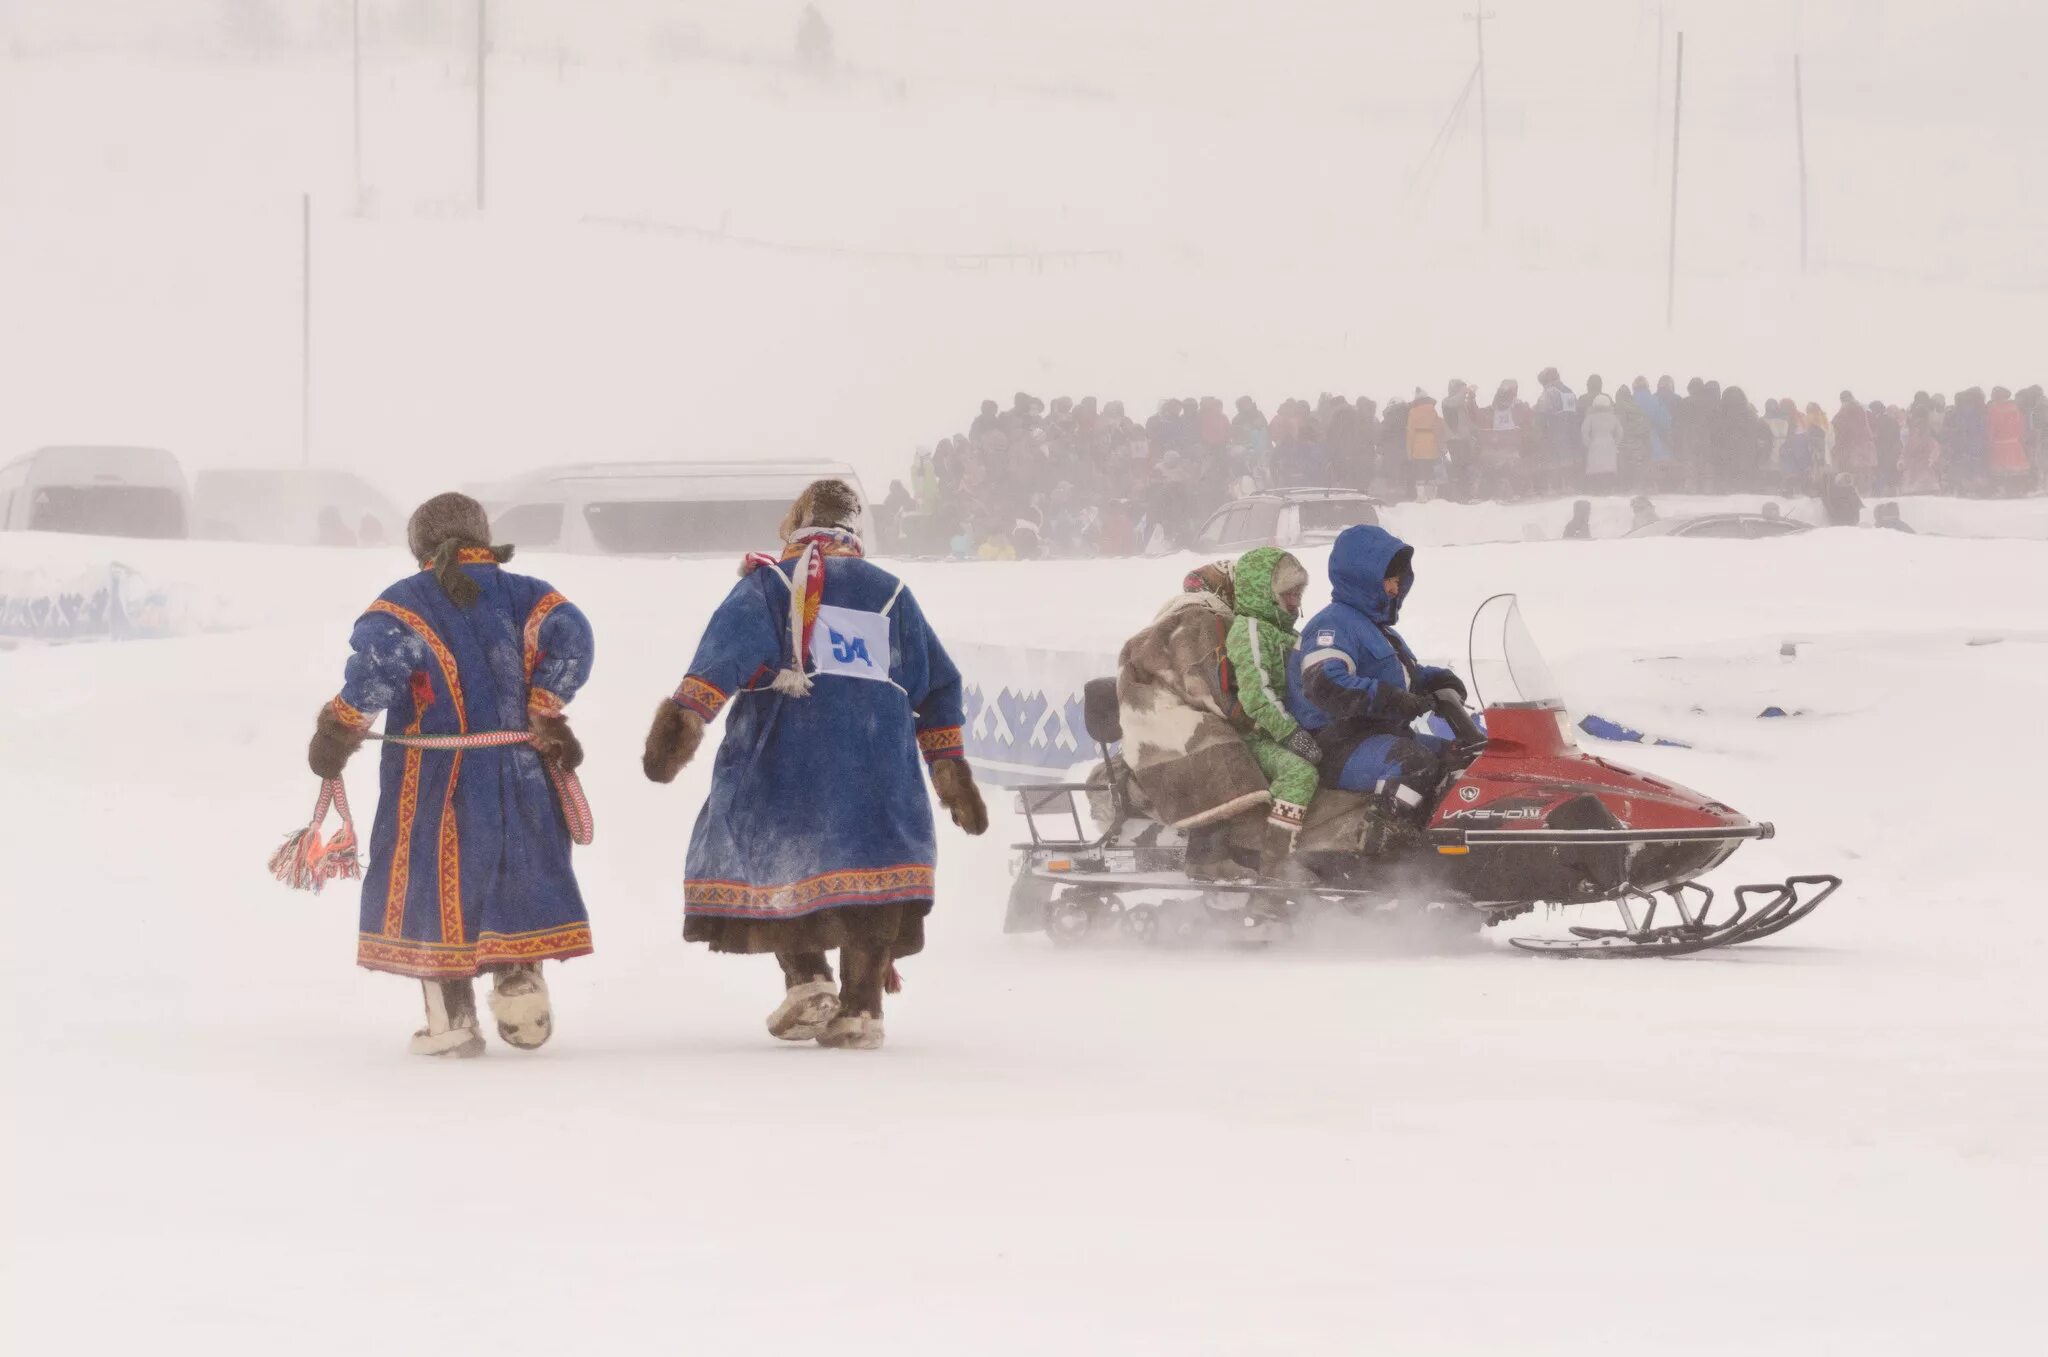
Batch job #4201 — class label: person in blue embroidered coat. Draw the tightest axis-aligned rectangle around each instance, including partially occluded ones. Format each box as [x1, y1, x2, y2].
[308, 493, 595, 1058]
[642, 479, 987, 1051]
[1285, 523, 1464, 821]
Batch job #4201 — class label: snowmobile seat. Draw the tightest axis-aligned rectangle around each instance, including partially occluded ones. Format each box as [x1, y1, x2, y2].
[1083, 677, 1123, 745]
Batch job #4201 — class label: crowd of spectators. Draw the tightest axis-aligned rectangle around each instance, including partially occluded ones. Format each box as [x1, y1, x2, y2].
[869, 375, 2046, 558]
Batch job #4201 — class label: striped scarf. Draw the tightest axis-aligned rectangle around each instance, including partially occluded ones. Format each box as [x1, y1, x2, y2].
[740, 525, 865, 697]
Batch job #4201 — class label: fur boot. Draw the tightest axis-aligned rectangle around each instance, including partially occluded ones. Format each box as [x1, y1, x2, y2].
[817, 1013, 885, 1050]
[308, 703, 367, 779]
[409, 978, 485, 1058]
[642, 701, 704, 784]
[1253, 813, 1308, 920]
[1186, 822, 1257, 883]
[766, 979, 842, 1042]
[487, 964, 552, 1050]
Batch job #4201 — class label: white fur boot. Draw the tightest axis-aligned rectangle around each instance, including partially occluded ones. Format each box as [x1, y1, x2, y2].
[487, 964, 553, 1050]
[817, 1012, 885, 1050]
[409, 979, 485, 1058]
[766, 979, 841, 1042]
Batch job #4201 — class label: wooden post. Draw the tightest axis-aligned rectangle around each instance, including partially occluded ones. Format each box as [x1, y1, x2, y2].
[1666, 32, 1684, 328]
[1794, 54, 1809, 272]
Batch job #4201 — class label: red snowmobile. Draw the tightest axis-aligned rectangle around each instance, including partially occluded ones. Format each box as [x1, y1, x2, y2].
[1004, 594, 1838, 956]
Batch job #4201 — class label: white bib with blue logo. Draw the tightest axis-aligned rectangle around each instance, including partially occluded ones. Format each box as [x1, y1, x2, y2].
[808, 604, 893, 683]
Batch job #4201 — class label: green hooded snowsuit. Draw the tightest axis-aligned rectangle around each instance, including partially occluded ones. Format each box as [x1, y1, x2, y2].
[1224, 547, 1317, 825]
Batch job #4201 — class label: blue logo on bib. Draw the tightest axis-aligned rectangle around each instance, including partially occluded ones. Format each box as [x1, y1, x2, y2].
[829, 628, 872, 666]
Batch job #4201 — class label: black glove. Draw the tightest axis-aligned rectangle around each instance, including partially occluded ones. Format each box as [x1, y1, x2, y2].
[1283, 727, 1323, 765]
[1381, 688, 1435, 723]
[1419, 669, 1467, 703]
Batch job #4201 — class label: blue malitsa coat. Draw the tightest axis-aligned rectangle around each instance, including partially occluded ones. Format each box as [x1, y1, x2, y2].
[331, 551, 595, 978]
[670, 540, 966, 950]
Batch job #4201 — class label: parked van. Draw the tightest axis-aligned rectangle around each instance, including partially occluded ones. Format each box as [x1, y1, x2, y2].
[0, 446, 189, 539]
[192, 467, 404, 548]
[486, 461, 869, 556]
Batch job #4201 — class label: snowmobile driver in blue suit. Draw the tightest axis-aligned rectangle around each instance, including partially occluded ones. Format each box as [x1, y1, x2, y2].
[1285, 524, 1465, 823]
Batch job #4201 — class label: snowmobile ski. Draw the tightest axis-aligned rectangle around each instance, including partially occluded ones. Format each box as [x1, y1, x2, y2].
[1509, 875, 1840, 958]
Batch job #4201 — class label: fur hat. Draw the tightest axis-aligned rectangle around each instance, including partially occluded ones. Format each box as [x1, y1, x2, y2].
[1182, 560, 1237, 609]
[405, 492, 511, 607]
[777, 478, 863, 541]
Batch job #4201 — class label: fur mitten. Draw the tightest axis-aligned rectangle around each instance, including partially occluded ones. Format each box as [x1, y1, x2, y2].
[642, 701, 705, 784]
[527, 712, 583, 770]
[308, 704, 368, 779]
[929, 758, 989, 836]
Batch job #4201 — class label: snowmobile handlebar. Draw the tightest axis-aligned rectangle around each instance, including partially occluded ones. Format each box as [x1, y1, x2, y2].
[1432, 689, 1488, 753]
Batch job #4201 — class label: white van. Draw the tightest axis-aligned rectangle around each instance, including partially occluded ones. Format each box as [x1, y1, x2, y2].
[487, 461, 869, 556]
[192, 468, 404, 548]
[0, 445, 190, 539]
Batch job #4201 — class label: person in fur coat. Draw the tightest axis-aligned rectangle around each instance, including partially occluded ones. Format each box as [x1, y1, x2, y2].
[641, 479, 987, 1051]
[308, 492, 595, 1058]
[1116, 562, 1270, 882]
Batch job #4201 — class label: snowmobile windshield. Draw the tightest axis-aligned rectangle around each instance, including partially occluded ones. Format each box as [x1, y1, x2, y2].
[1467, 594, 1566, 711]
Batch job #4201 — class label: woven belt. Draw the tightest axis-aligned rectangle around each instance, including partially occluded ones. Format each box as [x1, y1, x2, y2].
[370, 729, 594, 845]
[271, 730, 593, 895]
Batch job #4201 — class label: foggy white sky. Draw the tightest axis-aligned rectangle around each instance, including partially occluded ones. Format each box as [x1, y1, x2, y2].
[0, 1, 2040, 500]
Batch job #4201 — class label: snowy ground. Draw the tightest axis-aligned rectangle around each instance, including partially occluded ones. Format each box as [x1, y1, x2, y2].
[5, 518, 2046, 1354]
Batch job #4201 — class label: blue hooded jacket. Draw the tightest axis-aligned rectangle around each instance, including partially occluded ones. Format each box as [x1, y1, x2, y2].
[1286, 525, 1455, 750]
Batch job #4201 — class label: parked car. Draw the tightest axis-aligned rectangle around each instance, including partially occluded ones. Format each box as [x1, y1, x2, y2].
[1192, 487, 1382, 553]
[486, 460, 869, 556]
[1626, 513, 1813, 540]
[0, 445, 189, 539]
[191, 467, 403, 548]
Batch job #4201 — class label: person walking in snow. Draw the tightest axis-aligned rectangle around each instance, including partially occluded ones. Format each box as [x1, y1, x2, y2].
[1223, 547, 1319, 890]
[306, 492, 595, 1058]
[641, 479, 986, 1051]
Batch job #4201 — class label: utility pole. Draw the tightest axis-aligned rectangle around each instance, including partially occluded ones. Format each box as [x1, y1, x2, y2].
[301, 193, 314, 467]
[475, 0, 488, 212]
[1793, 54, 1809, 273]
[1666, 32, 1684, 329]
[1464, 10, 1495, 231]
[350, 0, 363, 211]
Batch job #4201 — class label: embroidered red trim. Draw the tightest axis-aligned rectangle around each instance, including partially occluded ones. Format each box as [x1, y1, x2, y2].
[675, 675, 728, 720]
[686, 865, 935, 917]
[523, 591, 566, 682]
[415, 546, 503, 569]
[917, 726, 965, 761]
[330, 695, 371, 730]
[356, 923, 593, 978]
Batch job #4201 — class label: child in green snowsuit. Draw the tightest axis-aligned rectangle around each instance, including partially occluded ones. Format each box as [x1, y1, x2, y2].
[1224, 547, 1322, 878]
